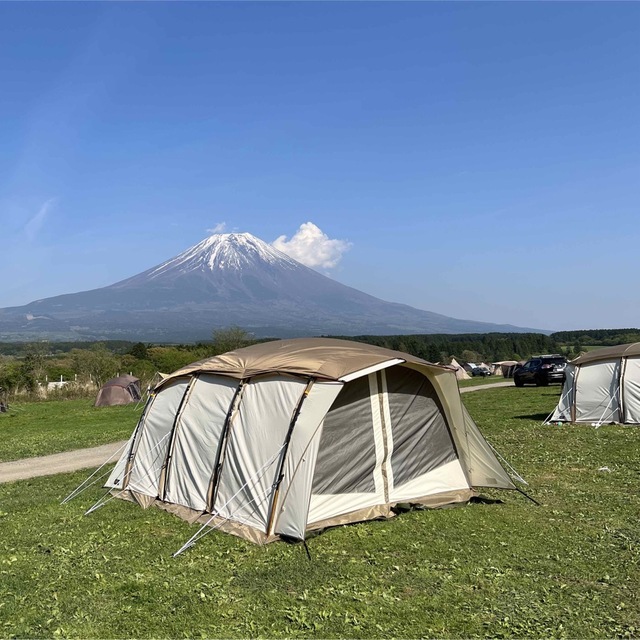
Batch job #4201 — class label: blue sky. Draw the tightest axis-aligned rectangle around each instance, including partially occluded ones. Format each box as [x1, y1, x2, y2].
[1, 3, 638, 332]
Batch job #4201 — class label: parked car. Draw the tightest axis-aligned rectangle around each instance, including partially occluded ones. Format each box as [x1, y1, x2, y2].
[471, 366, 491, 377]
[513, 355, 568, 387]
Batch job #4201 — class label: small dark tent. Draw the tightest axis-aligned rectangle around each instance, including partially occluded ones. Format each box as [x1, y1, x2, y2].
[95, 375, 141, 407]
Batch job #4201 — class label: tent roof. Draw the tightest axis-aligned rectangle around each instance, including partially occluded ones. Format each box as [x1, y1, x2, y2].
[572, 342, 640, 366]
[102, 375, 140, 388]
[159, 338, 448, 386]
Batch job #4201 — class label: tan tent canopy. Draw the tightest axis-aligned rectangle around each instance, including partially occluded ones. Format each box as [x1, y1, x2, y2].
[95, 375, 141, 407]
[571, 343, 640, 366]
[103, 338, 517, 548]
[160, 338, 448, 383]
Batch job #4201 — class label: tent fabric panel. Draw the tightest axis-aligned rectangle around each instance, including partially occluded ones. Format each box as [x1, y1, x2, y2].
[127, 379, 189, 498]
[385, 365, 458, 489]
[621, 357, 640, 424]
[418, 367, 472, 485]
[272, 381, 344, 540]
[311, 376, 377, 495]
[214, 375, 308, 532]
[106, 394, 157, 489]
[550, 364, 576, 422]
[339, 359, 404, 383]
[308, 491, 387, 526]
[378, 370, 395, 495]
[164, 375, 240, 512]
[115, 490, 271, 544]
[428, 368, 513, 489]
[389, 458, 469, 503]
[95, 386, 132, 407]
[307, 503, 393, 532]
[368, 372, 389, 500]
[126, 383, 142, 401]
[575, 360, 621, 423]
[460, 405, 516, 489]
[103, 374, 139, 387]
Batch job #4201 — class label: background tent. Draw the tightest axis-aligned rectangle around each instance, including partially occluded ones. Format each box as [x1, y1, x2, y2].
[95, 375, 141, 407]
[449, 357, 471, 380]
[103, 338, 517, 546]
[492, 361, 520, 378]
[549, 343, 640, 425]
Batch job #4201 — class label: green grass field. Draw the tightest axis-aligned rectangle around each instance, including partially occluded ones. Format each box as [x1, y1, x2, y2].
[0, 400, 141, 462]
[0, 388, 639, 638]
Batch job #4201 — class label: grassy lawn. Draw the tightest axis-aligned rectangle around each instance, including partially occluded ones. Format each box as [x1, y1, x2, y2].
[0, 388, 639, 637]
[0, 400, 141, 462]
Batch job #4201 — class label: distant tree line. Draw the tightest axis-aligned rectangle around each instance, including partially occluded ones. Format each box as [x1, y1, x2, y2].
[550, 328, 640, 346]
[329, 333, 561, 364]
[0, 327, 259, 399]
[3, 327, 640, 400]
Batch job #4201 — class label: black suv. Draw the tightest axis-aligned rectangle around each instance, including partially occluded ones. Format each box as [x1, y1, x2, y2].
[513, 355, 567, 387]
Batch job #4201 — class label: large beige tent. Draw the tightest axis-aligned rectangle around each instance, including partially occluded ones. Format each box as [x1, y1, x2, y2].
[102, 338, 517, 546]
[549, 343, 640, 425]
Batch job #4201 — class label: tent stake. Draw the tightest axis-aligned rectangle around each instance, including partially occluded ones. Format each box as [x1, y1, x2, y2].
[516, 486, 541, 506]
[303, 540, 313, 562]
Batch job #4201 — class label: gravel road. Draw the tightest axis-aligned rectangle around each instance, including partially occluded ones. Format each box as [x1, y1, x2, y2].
[0, 441, 128, 484]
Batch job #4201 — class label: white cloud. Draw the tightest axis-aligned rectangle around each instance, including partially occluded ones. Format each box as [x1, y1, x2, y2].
[25, 198, 56, 241]
[207, 222, 227, 234]
[272, 222, 352, 269]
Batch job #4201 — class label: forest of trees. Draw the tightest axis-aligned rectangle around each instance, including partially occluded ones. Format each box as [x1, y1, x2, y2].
[333, 332, 561, 364]
[0, 328, 258, 399]
[1, 327, 638, 400]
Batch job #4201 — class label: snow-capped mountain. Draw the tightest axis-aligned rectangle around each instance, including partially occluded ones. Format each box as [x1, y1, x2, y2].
[129, 233, 301, 281]
[0, 232, 540, 341]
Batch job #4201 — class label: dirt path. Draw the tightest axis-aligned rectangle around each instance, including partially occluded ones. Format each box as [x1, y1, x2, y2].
[460, 380, 513, 393]
[0, 380, 514, 484]
[0, 440, 128, 484]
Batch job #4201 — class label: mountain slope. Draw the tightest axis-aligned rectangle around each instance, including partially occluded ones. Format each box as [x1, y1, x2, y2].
[0, 233, 542, 341]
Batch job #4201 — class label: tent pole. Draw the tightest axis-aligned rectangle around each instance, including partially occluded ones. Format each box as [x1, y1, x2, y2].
[619, 357, 627, 424]
[122, 392, 156, 490]
[206, 378, 248, 513]
[159, 377, 197, 501]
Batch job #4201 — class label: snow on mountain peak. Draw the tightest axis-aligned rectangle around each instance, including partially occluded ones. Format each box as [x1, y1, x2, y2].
[145, 232, 300, 279]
